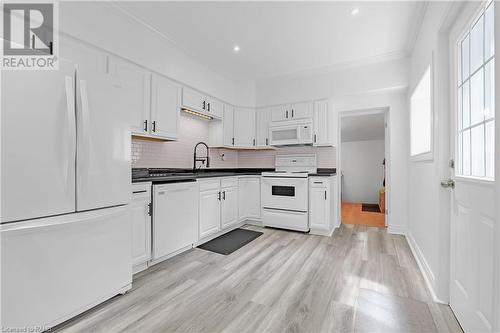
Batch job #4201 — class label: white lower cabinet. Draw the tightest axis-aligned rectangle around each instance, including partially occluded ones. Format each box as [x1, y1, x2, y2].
[199, 177, 239, 241]
[308, 176, 338, 236]
[221, 184, 239, 229]
[199, 181, 222, 239]
[238, 176, 261, 221]
[131, 183, 152, 273]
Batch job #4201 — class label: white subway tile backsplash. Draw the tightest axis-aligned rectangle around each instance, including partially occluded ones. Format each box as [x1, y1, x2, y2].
[132, 113, 336, 169]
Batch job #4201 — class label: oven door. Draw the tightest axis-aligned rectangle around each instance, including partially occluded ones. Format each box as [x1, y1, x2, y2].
[261, 176, 308, 212]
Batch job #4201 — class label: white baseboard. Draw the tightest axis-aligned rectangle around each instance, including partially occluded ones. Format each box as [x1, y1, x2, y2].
[243, 219, 262, 227]
[387, 224, 406, 235]
[310, 226, 336, 237]
[405, 232, 446, 304]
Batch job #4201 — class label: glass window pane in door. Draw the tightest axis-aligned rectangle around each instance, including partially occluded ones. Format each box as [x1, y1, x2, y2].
[462, 81, 470, 128]
[463, 129, 471, 176]
[486, 120, 495, 178]
[470, 16, 484, 72]
[485, 60, 495, 120]
[485, 3, 494, 59]
[457, 132, 463, 175]
[471, 124, 485, 177]
[470, 69, 484, 125]
[461, 35, 470, 82]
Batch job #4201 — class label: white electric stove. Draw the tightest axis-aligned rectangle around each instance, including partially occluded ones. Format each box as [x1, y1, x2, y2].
[261, 155, 317, 232]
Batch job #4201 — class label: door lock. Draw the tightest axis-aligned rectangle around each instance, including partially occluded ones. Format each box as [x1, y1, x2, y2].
[440, 179, 455, 189]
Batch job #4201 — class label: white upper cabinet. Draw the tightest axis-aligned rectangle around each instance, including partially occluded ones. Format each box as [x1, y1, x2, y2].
[313, 100, 331, 146]
[234, 107, 256, 147]
[151, 74, 181, 140]
[223, 105, 235, 146]
[290, 101, 313, 120]
[108, 57, 151, 135]
[182, 87, 222, 119]
[256, 108, 271, 147]
[271, 105, 288, 121]
[271, 102, 313, 122]
[206, 97, 224, 119]
[182, 87, 206, 113]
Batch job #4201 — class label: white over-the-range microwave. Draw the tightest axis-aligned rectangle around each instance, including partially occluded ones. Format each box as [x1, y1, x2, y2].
[269, 120, 313, 146]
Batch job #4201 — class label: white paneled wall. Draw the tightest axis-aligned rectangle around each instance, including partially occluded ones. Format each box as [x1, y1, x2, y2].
[238, 147, 336, 168]
[132, 113, 238, 168]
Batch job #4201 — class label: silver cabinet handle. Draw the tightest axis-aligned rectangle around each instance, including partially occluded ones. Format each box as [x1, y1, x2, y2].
[440, 179, 455, 189]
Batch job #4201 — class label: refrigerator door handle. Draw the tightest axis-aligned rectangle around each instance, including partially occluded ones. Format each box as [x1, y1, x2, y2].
[64, 76, 76, 190]
[79, 79, 91, 183]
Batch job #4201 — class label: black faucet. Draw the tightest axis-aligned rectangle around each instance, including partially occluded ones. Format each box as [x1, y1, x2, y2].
[193, 142, 210, 171]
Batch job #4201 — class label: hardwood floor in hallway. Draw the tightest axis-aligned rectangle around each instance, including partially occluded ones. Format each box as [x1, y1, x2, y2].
[342, 202, 385, 227]
[54, 224, 462, 333]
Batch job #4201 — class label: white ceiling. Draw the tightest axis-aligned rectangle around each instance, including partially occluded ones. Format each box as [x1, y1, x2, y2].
[341, 113, 385, 142]
[116, 1, 425, 81]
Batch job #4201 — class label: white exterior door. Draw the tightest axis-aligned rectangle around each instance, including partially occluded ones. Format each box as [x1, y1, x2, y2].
[450, 3, 496, 332]
[221, 186, 238, 229]
[1, 60, 77, 223]
[76, 65, 131, 211]
[199, 189, 221, 239]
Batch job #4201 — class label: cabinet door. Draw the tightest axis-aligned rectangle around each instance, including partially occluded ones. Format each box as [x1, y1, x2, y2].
[221, 186, 238, 229]
[238, 178, 248, 220]
[151, 74, 180, 140]
[108, 56, 151, 135]
[130, 192, 151, 269]
[234, 107, 256, 147]
[199, 189, 221, 239]
[182, 87, 206, 113]
[256, 108, 271, 147]
[246, 177, 261, 219]
[223, 105, 235, 146]
[309, 186, 329, 230]
[291, 101, 313, 120]
[207, 97, 224, 119]
[271, 105, 288, 121]
[313, 100, 330, 146]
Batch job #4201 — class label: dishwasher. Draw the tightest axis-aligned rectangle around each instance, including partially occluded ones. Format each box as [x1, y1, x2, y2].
[152, 180, 199, 262]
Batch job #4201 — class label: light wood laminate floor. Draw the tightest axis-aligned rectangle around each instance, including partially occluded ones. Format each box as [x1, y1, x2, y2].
[55, 224, 462, 333]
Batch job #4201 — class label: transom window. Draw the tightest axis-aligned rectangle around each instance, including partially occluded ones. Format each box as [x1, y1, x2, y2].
[457, 1, 495, 179]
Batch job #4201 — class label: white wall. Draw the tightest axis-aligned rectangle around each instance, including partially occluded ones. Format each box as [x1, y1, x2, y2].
[406, 1, 470, 303]
[341, 140, 385, 203]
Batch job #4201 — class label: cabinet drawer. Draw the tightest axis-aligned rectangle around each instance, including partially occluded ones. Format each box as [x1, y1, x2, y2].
[198, 178, 220, 191]
[132, 182, 151, 199]
[221, 177, 238, 188]
[309, 178, 330, 188]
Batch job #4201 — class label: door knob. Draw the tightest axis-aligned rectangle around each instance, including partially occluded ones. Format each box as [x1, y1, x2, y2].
[440, 179, 455, 189]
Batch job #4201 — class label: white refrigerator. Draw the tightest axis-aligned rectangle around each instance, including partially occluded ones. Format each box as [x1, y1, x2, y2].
[1, 51, 132, 328]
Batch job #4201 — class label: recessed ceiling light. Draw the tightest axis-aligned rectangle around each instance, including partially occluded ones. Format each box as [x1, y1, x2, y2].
[233, 45, 240, 53]
[351, 8, 359, 16]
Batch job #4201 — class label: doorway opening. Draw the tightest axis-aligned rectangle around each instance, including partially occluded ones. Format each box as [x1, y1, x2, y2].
[339, 109, 387, 228]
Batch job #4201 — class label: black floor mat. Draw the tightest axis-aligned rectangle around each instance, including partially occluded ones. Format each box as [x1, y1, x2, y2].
[198, 228, 263, 255]
[362, 203, 381, 213]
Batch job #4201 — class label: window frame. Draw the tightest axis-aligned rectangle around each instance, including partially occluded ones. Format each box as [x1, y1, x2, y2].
[410, 59, 434, 162]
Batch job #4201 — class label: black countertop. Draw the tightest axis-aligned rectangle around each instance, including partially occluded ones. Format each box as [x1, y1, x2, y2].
[132, 168, 273, 184]
[132, 167, 336, 184]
